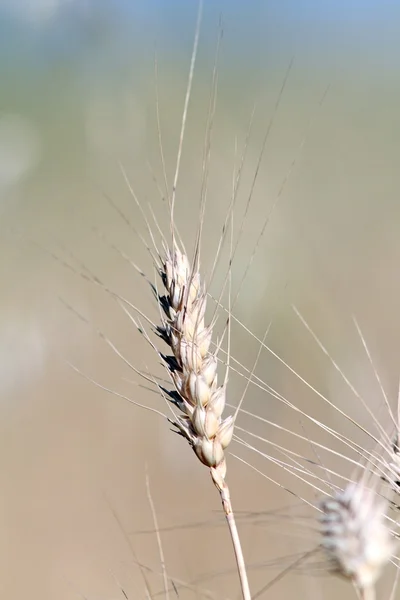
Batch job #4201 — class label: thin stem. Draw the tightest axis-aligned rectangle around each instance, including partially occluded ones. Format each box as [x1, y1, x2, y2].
[210, 468, 251, 600]
[145, 469, 169, 600]
[359, 585, 376, 600]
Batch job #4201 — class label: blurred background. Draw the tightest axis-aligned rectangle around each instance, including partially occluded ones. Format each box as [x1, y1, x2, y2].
[1, 1, 400, 598]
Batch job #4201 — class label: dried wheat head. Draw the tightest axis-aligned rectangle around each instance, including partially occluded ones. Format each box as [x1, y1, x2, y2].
[156, 242, 234, 483]
[320, 481, 395, 596]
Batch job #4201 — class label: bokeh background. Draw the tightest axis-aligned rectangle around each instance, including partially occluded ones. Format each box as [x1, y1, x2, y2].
[1, 1, 400, 598]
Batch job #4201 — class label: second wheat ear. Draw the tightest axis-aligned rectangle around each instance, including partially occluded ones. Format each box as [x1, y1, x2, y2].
[320, 481, 395, 600]
[153, 241, 251, 600]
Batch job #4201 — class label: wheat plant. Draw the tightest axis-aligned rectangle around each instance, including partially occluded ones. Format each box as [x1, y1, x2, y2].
[57, 3, 400, 599]
[152, 239, 249, 598]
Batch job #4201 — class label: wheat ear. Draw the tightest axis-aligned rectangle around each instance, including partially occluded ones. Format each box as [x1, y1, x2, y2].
[153, 240, 251, 600]
[320, 480, 395, 600]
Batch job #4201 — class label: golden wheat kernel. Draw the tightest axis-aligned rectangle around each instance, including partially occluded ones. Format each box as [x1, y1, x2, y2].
[208, 386, 226, 419]
[181, 397, 195, 416]
[218, 416, 235, 449]
[202, 355, 218, 385]
[180, 340, 202, 372]
[192, 295, 204, 314]
[198, 328, 212, 357]
[191, 298, 206, 323]
[188, 372, 211, 407]
[192, 405, 220, 439]
[195, 437, 224, 468]
[181, 318, 195, 341]
[171, 284, 182, 311]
